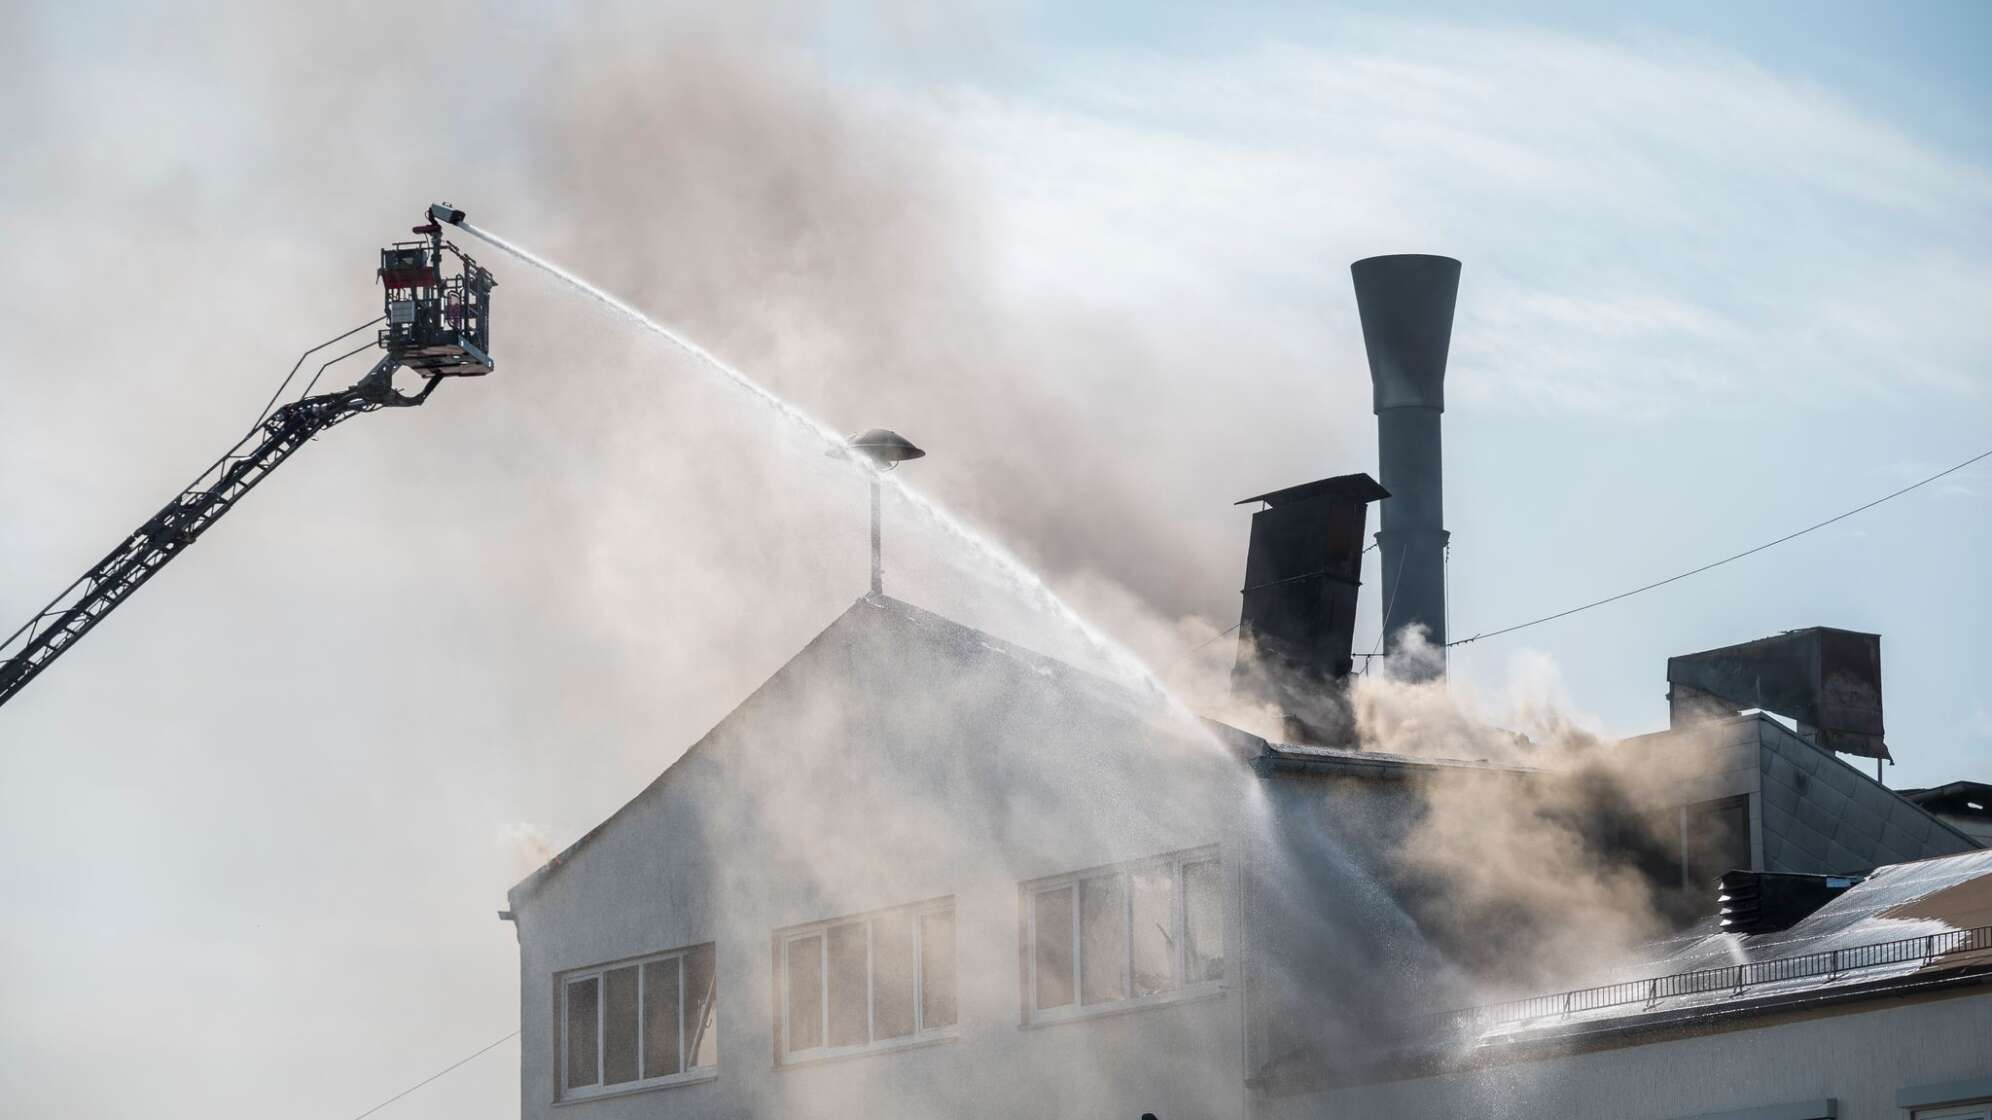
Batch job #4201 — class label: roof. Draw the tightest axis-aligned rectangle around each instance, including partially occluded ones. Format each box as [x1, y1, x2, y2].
[505, 593, 1533, 911]
[1251, 738, 1545, 781]
[1234, 473, 1391, 508]
[1899, 780, 1992, 811]
[506, 594, 1187, 909]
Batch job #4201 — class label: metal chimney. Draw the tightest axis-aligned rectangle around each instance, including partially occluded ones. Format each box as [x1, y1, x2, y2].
[1230, 472, 1389, 744]
[1351, 254, 1460, 675]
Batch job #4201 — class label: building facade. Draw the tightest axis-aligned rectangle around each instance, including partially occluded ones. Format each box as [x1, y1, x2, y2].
[504, 596, 1985, 1118]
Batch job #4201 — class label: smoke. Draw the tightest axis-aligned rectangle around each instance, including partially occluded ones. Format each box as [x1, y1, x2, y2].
[0, 8, 1378, 1118]
[1348, 636, 1707, 996]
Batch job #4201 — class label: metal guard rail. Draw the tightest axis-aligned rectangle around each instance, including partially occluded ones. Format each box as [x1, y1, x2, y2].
[1437, 924, 1992, 1035]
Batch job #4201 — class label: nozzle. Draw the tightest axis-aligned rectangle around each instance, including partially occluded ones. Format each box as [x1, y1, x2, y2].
[428, 202, 466, 226]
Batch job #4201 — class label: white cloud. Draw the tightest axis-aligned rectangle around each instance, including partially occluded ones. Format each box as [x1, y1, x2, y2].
[877, 20, 1992, 415]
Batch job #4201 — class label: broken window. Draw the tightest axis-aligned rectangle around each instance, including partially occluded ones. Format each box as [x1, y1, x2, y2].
[919, 908, 956, 1029]
[1130, 865, 1176, 999]
[558, 942, 718, 1100]
[1034, 884, 1076, 1010]
[564, 976, 599, 1091]
[641, 958, 681, 1079]
[873, 909, 916, 1040]
[786, 933, 823, 1052]
[602, 966, 640, 1085]
[778, 898, 958, 1064]
[1080, 874, 1127, 1005]
[1183, 859, 1224, 984]
[1024, 846, 1224, 1023]
[683, 943, 718, 1070]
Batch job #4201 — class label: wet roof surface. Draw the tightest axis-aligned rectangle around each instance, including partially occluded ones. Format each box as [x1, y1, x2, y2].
[1456, 849, 1992, 1042]
[1670, 847, 1992, 968]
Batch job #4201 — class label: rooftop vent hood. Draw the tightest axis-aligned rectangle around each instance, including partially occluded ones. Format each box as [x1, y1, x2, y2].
[1231, 473, 1389, 745]
[1718, 869, 1862, 935]
[1667, 626, 1889, 762]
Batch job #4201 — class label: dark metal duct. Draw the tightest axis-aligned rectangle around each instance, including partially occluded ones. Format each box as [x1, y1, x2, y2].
[1718, 869, 1861, 934]
[1667, 626, 1889, 761]
[1351, 254, 1460, 676]
[1230, 473, 1389, 744]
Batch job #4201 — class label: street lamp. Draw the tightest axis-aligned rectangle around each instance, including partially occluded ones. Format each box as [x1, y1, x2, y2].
[840, 428, 925, 597]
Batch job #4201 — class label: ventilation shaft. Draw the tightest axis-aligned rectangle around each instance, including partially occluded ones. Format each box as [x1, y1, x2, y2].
[1351, 254, 1459, 679]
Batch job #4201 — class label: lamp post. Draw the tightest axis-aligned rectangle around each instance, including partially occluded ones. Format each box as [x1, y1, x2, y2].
[839, 429, 925, 597]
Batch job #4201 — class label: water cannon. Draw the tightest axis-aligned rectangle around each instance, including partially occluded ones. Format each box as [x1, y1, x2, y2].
[428, 202, 467, 226]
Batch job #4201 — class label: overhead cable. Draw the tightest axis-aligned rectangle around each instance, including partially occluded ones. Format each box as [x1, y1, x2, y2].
[344, 1030, 519, 1120]
[1447, 446, 1992, 648]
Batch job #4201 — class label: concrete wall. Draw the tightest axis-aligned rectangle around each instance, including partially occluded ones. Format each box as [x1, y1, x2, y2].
[1755, 722, 1980, 874]
[1259, 989, 1992, 1120]
[1621, 716, 1978, 883]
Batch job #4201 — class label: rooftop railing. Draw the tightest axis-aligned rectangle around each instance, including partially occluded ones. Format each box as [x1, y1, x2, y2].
[1436, 923, 1992, 1038]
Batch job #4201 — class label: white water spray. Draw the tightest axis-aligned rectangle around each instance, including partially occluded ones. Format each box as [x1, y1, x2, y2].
[455, 219, 1177, 702]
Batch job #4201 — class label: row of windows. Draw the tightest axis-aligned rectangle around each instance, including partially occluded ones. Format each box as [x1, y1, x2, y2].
[556, 846, 1222, 1101]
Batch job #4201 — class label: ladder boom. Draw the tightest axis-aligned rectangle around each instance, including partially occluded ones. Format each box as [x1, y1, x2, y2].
[0, 357, 435, 709]
[0, 204, 492, 715]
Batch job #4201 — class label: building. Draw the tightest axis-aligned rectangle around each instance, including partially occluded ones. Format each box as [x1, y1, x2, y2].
[500, 590, 1984, 1118]
[502, 252, 1988, 1116]
[504, 594, 1267, 1119]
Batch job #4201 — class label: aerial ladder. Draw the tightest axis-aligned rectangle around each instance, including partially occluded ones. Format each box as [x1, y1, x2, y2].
[0, 204, 494, 711]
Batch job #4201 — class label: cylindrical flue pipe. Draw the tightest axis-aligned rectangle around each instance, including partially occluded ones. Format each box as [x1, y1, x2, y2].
[1351, 254, 1460, 675]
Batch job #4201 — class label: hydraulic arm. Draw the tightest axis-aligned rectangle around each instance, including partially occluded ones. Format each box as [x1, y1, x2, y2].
[0, 204, 493, 712]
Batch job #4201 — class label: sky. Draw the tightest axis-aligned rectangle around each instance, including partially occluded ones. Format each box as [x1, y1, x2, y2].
[1, 2, 1988, 1117]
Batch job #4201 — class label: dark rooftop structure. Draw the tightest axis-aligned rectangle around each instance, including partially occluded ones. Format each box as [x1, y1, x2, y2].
[1667, 626, 1889, 762]
[1230, 473, 1389, 745]
[1899, 781, 1992, 848]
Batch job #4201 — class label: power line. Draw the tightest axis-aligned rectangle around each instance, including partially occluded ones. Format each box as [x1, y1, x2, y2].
[1165, 622, 1238, 669]
[1447, 446, 1992, 649]
[1164, 542, 1382, 668]
[345, 1030, 518, 1120]
[1362, 545, 1411, 670]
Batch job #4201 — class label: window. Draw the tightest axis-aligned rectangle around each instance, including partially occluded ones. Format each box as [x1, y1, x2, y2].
[559, 943, 717, 1100]
[1024, 846, 1223, 1023]
[776, 898, 957, 1064]
[1666, 1102, 1836, 1120]
[1913, 1105, 1992, 1119]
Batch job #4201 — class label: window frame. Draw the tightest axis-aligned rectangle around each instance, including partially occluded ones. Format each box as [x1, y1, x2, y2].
[774, 896, 959, 1067]
[556, 943, 718, 1103]
[1912, 1105, 1992, 1120]
[1021, 844, 1225, 1026]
